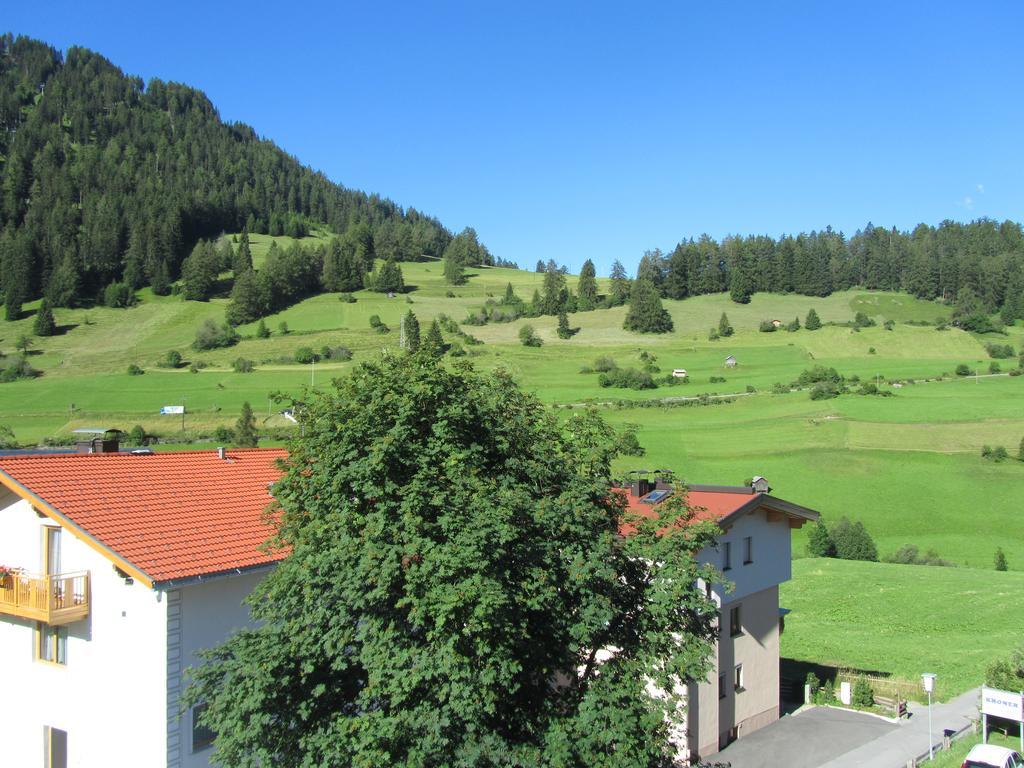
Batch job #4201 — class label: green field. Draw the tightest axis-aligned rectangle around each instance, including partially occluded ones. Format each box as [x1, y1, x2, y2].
[782, 558, 1024, 698]
[2, 250, 1023, 695]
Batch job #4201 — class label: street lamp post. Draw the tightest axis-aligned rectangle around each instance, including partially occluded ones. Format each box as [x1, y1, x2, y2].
[922, 672, 937, 760]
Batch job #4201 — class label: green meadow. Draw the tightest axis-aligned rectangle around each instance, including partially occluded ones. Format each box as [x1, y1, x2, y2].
[2, 249, 1022, 695]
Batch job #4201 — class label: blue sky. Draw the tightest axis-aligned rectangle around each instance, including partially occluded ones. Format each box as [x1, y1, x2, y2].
[7, 2, 1024, 273]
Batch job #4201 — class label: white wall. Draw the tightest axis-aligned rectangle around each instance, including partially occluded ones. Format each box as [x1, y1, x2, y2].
[173, 569, 267, 768]
[700, 507, 792, 603]
[0, 489, 168, 768]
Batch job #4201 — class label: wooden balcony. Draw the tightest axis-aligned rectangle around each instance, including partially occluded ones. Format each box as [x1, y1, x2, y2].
[0, 571, 90, 625]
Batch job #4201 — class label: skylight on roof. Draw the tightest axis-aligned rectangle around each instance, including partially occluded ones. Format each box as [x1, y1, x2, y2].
[641, 489, 671, 505]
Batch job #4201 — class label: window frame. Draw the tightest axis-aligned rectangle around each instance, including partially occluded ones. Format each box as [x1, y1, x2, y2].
[729, 605, 743, 637]
[722, 541, 732, 571]
[734, 663, 744, 692]
[36, 623, 67, 666]
[43, 725, 68, 768]
[743, 535, 753, 565]
[192, 702, 216, 753]
[718, 673, 727, 699]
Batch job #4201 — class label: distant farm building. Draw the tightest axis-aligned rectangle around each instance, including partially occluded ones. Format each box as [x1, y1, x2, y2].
[724, 355, 737, 368]
[771, 319, 782, 328]
[672, 368, 688, 378]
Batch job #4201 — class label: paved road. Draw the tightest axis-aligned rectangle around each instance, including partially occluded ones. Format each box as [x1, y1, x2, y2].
[815, 688, 980, 768]
[714, 707, 897, 768]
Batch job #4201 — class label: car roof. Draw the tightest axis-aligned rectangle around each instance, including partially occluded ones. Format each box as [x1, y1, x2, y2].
[966, 744, 1019, 762]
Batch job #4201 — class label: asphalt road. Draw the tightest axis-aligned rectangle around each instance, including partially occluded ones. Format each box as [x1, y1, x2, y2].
[713, 707, 898, 768]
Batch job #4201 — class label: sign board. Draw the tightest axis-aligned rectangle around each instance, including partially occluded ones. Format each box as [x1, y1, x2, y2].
[982, 686, 1024, 722]
[160, 406, 185, 415]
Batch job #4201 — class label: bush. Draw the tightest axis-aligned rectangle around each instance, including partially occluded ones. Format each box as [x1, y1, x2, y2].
[830, 517, 878, 561]
[981, 445, 1009, 462]
[868, 347, 876, 355]
[294, 347, 319, 364]
[278, 321, 290, 335]
[805, 309, 822, 331]
[797, 366, 844, 387]
[128, 424, 147, 447]
[955, 363, 973, 376]
[709, 375, 726, 384]
[806, 519, 836, 557]
[232, 357, 255, 373]
[995, 548, 1008, 572]
[447, 342, 466, 358]
[579, 365, 594, 374]
[127, 363, 145, 376]
[809, 381, 841, 400]
[745, 385, 756, 393]
[593, 356, 618, 373]
[518, 325, 542, 347]
[884, 544, 953, 567]
[989, 362, 1001, 374]
[598, 367, 656, 390]
[369, 315, 390, 334]
[256, 319, 271, 339]
[0, 356, 40, 382]
[104, 281, 136, 308]
[986, 647, 1024, 691]
[338, 293, 356, 303]
[805, 672, 820, 696]
[159, 350, 184, 369]
[883, 320, 895, 331]
[214, 425, 235, 443]
[851, 679, 874, 708]
[986, 343, 1016, 359]
[193, 319, 239, 351]
[771, 382, 790, 394]
[758, 319, 777, 332]
[321, 346, 352, 361]
[853, 311, 875, 328]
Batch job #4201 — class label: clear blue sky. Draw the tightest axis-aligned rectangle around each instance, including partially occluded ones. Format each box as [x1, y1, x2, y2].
[7, 1, 1024, 273]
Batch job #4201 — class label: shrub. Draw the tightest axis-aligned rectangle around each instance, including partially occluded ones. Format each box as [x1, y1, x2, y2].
[579, 365, 594, 374]
[817, 679, 835, 704]
[369, 315, 389, 334]
[868, 347, 876, 355]
[104, 281, 136, 308]
[995, 548, 1008, 572]
[809, 381, 841, 400]
[955, 363, 972, 376]
[805, 308, 822, 330]
[830, 517, 878, 561]
[278, 321, 290, 335]
[447, 342, 466, 357]
[805, 672, 820, 696]
[159, 350, 184, 369]
[708, 329, 719, 341]
[128, 424, 147, 447]
[321, 346, 352, 361]
[518, 325, 542, 347]
[797, 366, 844, 387]
[256, 319, 271, 338]
[806, 519, 836, 557]
[989, 362, 1001, 374]
[758, 319, 777, 332]
[598, 367, 656, 390]
[885, 544, 953, 567]
[214, 425, 234, 443]
[593, 356, 618, 373]
[771, 382, 790, 394]
[232, 358, 255, 373]
[986, 647, 1024, 691]
[338, 292, 357, 303]
[445, 290, 456, 298]
[193, 319, 239, 351]
[883, 320, 895, 331]
[127, 363, 145, 376]
[986, 343, 1015, 359]
[982, 445, 1008, 462]
[294, 347, 319, 364]
[853, 311, 875, 328]
[786, 316, 800, 332]
[709, 375, 726, 384]
[0, 356, 40, 382]
[851, 679, 874, 708]
[745, 385, 756, 393]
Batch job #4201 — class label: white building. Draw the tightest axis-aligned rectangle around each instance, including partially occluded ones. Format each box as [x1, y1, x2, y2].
[0, 446, 287, 768]
[616, 475, 819, 761]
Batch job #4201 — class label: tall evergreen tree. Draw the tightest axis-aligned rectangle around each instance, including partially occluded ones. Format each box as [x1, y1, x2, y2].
[181, 240, 220, 301]
[443, 253, 466, 285]
[401, 309, 421, 352]
[234, 401, 258, 448]
[234, 229, 253, 276]
[718, 312, 733, 337]
[576, 259, 598, 310]
[805, 308, 822, 330]
[540, 262, 567, 315]
[33, 297, 56, 336]
[422, 319, 445, 356]
[609, 260, 631, 307]
[623, 279, 673, 334]
[368, 258, 405, 293]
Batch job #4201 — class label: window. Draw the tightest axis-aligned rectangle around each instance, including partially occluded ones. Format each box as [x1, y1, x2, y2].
[729, 605, 742, 637]
[722, 541, 732, 571]
[192, 703, 216, 752]
[43, 526, 62, 574]
[43, 725, 67, 768]
[718, 673, 726, 699]
[36, 623, 67, 665]
[734, 664, 744, 692]
[743, 536, 753, 564]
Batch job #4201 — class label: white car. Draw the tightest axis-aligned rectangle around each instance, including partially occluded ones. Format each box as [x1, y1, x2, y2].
[963, 744, 1024, 768]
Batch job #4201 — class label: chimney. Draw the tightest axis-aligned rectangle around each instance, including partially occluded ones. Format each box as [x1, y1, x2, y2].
[630, 478, 652, 498]
[217, 447, 226, 460]
[73, 429, 121, 454]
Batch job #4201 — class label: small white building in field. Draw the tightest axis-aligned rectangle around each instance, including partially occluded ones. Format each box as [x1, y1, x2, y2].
[0, 446, 287, 768]
[672, 368, 688, 378]
[724, 355, 737, 368]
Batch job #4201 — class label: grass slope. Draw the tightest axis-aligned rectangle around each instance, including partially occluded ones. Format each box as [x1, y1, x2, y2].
[782, 558, 1024, 698]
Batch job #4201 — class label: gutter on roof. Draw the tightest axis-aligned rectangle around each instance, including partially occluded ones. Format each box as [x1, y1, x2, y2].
[0, 467, 156, 589]
[153, 561, 279, 590]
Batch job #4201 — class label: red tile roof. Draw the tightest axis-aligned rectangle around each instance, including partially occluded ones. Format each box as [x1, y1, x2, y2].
[614, 487, 759, 536]
[0, 449, 287, 586]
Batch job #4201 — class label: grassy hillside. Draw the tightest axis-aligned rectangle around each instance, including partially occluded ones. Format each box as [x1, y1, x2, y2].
[782, 558, 1024, 698]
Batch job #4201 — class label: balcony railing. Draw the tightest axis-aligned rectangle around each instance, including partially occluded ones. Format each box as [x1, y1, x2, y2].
[0, 571, 90, 625]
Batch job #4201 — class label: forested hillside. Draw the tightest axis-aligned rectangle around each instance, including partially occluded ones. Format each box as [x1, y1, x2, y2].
[634, 220, 1024, 328]
[0, 34, 458, 315]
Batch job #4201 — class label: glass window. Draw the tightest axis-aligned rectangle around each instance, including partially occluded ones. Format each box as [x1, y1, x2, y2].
[734, 664, 744, 692]
[37, 624, 67, 665]
[722, 541, 732, 571]
[718, 673, 726, 699]
[730, 605, 742, 637]
[192, 703, 216, 752]
[743, 536, 753, 564]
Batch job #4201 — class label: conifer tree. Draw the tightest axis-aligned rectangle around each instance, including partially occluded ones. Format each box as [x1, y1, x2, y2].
[401, 310, 421, 352]
[422, 319, 445, 356]
[503, 282, 518, 304]
[541, 262, 567, 315]
[995, 547, 1008, 572]
[623, 279, 673, 334]
[33, 297, 56, 336]
[577, 259, 598, 310]
[609, 260, 631, 307]
[369, 258, 405, 293]
[557, 310, 573, 339]
[256, 318, 270, 338]
[535, 259, 545, 273]
[806, 519, 835, 557]
[805, 308, 822, 330]
[234, 229, 253, 276]
[443, 253, 465, 285]
[234, 401, 259, 448]
[718, 312, 733, 337]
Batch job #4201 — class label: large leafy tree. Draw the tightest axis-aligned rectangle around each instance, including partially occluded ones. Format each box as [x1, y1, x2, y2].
[185, 355, 720, 767]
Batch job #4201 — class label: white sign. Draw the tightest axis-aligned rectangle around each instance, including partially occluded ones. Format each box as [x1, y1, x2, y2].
[160, 406, 185, 415]
[982, 686, 1024, 722]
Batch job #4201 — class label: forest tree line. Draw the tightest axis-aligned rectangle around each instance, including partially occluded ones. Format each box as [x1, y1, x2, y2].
[0, 34, 472, 319]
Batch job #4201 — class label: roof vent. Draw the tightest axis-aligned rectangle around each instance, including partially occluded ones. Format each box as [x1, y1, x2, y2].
[751, 476, 770, 493]
[217, 447, 227, 460]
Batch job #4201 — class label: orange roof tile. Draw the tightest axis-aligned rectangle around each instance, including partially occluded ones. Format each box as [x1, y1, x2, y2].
[0, 449, 287, 585]
[614, 486, 760, 536]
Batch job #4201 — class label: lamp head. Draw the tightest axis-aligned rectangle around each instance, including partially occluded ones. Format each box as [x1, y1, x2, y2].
[921, 672, 936, 693]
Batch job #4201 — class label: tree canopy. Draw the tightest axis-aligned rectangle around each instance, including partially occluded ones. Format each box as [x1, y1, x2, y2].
[184, 354, 721, 767]
[623, 279, 673, 334]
